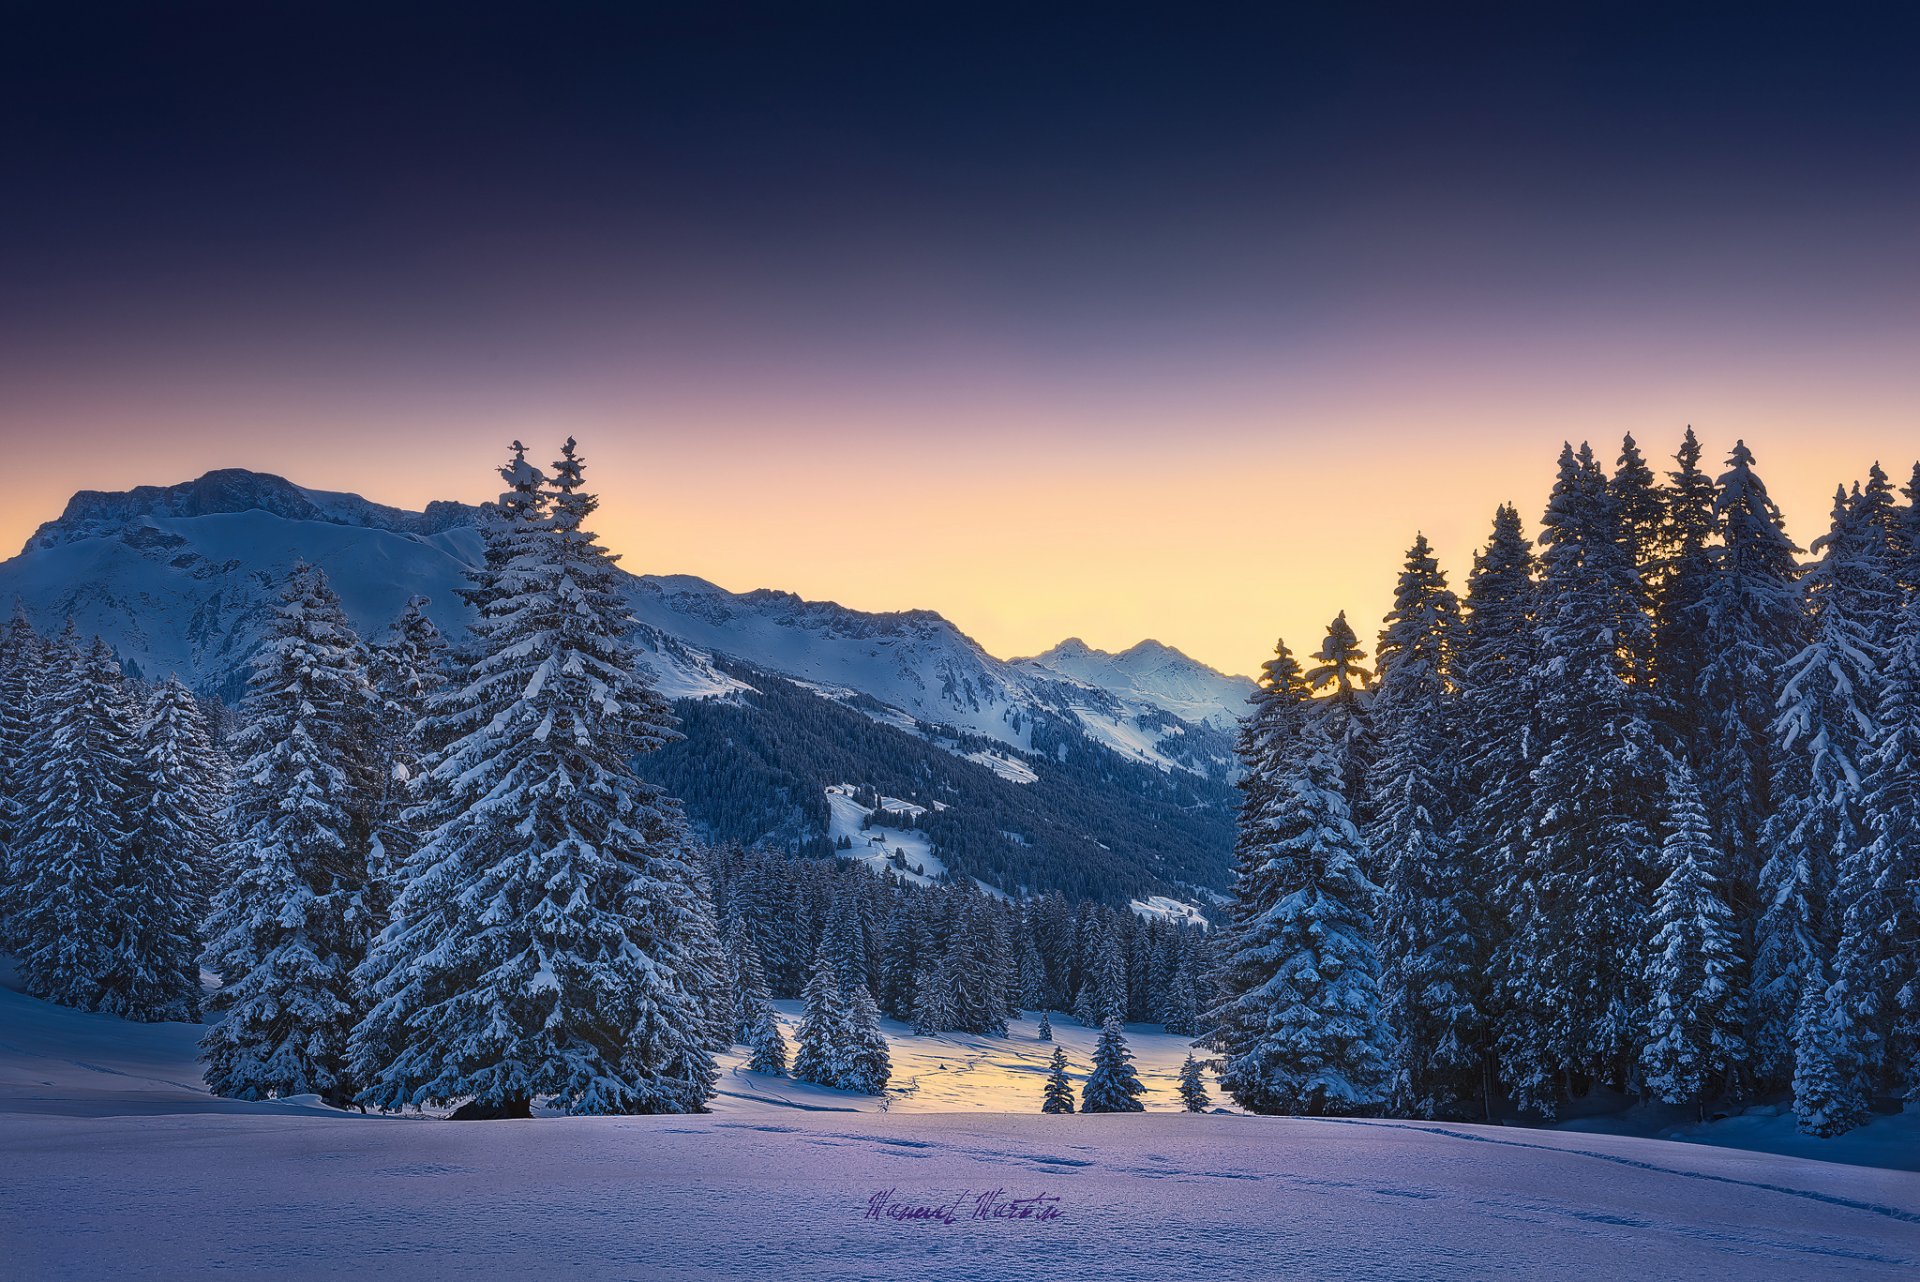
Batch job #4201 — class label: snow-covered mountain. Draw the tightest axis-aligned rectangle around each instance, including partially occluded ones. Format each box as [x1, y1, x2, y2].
[0, 469, 1236, 777]
[1016, 637, 1254, 730]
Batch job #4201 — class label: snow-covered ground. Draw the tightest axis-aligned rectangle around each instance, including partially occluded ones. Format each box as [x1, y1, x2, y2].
[826, 785, 946, 885]
[1129, 894, 1210, 929]
[5, 974, 1920, 1279]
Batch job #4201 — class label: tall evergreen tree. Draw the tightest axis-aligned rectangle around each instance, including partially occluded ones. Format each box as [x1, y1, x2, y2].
[1755, 486, 1884, 1082]
[352, 441, 716, 1116]
[1695, 441, 1802, 932]
[119, 675, 227, 1020]
[1082, 1018, 1147, 1113]
[1212, 712, 1388, 1116]
[1611, 433, 1663, 687]
[1640, 759, 1746, 1110]
[1824, 592, 1920, 1113]
[366, 597, 447, 904]
[1452, 503, 1537, 1116]
[0, 606, 43, 926]
[1305, 611, 1372, 819]
[1654, 427, 1721, 736]
[792, 955, 852, 1088]
[841, 983, 892, 1096]
[10, 636, 140, 1014]
[1497, 444, 1662, 1115]
[1370, 534, 1479, 1117]
[201, 567, 379, 1104]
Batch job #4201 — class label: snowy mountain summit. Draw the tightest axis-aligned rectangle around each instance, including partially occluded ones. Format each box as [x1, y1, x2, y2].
[24, 468, 482, 552]
[1018, 637, 1254, 730]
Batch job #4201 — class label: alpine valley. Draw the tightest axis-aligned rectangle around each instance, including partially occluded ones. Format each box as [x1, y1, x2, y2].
[0, 469, 1250, 909]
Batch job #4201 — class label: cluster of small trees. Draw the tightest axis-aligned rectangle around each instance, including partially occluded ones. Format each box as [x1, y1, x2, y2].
[0, 619, 226, 1021]
[707, 844, 1213, 1043]
[1213, 431, 1920, 1137]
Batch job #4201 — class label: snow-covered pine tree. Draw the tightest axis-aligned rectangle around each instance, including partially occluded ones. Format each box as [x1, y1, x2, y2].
[842, 983, 892, 1095]
[1823, 589, 1920, 1118]
[201, 565, 379, 1104]
[820, 894, 869, 995]
[1452, 504, 1537, 1115]
[1041, 1044, 1076, 1114]
[792, 955, 852, 1088]
[745, 996, 789, 1076]
[911, 943, 958, 1035]
[1654, 428, 1721, 745]
[0, 607, 45, 935]
[118, 675, 227, 1021]
[1695, 441, 1803, 934]
[1611, 433, 1664, 688]
[876, 901, 926, 1021]
[1900, 462, 1920, 595]
[1305, 611, 1373, 824]
[1640, 757, 1746, 1111]
[1213, 711, 1389, 1116]
[1073, 916, 1126, 1028]
[1081, 1019, 1147, 1113]
[1177, 1053, 1212, 1112]
[10, 635, 139, 1014]
[1755, 485, 1886, 1084]
[1037, 1009, 1053, 1041]
[1791, 965, 1855, 1137]
[352, 441, 717, 1116]
[1497, 444, 1663, 1116]
[366, 597, 446, 907]
[1369, 534, 1480, 1118]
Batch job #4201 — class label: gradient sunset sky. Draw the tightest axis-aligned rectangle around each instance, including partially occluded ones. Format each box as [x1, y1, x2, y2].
[3, 2, 1917, 674]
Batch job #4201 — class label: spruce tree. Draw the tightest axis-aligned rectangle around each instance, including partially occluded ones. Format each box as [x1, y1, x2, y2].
[1037, 1009, 1053, 1041]
[1452, 503, 1537, 1117]
[1755, 486, 1884, 1083]
[1305, 611, 1372, 821]
[1791, 967, 1856, 1137]
[1177, 1053, 1212, 1112]
[1213, 712, 1389, 1115]
[1370, 534, 1479, 1117]
[0, 607, 43, 925]
[119, 675, 227, 1021]
[793, 955, 852, 1088]
[11, 635, 139, 1014]
[1640, 759, 1746, 1110]
[1825, 592, 1920, 1115]
[1497, 444, 1662, 1115]
[1654, 427, 1721, 744]
[745, 997, 788, 1076]
[842, 983, 892, 1095]
[201, 567, 378, 1104]
[1081, 1019, 1147, 1113]
[1695, 441, 1802, 934]
[352, 441, 717, 1116]
[1610, 433, 1663, 687]
[366, 597, 446, 904]
[1041, 1044, 1076, 1114]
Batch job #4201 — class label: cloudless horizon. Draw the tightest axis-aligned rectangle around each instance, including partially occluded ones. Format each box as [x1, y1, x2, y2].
[3, 2, 1916, 675]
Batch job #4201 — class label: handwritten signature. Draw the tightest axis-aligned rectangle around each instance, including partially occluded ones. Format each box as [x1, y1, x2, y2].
[864, 1188, 1064, 1225]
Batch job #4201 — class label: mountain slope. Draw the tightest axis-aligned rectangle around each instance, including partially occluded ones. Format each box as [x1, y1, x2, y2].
[0, 469, 1240, 898]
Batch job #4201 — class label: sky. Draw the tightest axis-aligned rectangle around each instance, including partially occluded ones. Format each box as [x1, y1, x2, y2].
[3, 1, 1917, 675]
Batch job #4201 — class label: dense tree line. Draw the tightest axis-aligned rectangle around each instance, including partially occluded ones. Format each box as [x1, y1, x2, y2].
[1212, 432, 1920, 1137]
